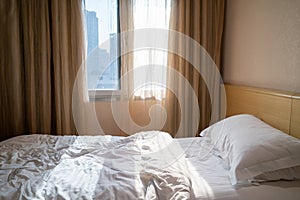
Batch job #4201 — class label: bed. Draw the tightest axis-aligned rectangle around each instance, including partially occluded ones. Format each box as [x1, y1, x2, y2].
[0, 84, 300, 199]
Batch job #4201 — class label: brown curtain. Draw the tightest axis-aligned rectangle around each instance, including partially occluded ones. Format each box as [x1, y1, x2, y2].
[164, 0, 225, 137]
[0, 0, 85, 141]
[119, 0, 134, 96]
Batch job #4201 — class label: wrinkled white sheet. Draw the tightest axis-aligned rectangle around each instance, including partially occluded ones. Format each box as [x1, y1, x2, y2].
[0, 132, 238, 200]
[176, 138, 238, 200]
[0, 132, 190, 199]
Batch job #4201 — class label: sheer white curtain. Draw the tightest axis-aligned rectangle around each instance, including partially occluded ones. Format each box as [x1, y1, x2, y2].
[132, 0, 171, 100]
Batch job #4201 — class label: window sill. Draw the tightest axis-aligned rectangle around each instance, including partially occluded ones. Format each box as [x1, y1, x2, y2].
[88, 90, 121, 102]
[88, 89, 166, 102]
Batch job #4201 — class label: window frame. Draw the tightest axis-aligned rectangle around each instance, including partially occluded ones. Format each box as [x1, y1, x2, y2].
[86, 0, 121, 102]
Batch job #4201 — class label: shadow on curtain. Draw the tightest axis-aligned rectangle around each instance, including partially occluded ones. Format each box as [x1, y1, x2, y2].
[0, 0, 85, 141]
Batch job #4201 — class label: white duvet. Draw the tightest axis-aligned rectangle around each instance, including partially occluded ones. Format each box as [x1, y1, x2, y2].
[0, 131, 237, 200]
[0, 132, 194, 200]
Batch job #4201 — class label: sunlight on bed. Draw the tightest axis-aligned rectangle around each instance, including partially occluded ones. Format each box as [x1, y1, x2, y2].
[0, 133, 237, 199]
[176, 137, 238, 200]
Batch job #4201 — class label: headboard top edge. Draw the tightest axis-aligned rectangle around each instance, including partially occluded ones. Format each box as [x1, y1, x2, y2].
[225, 84, 294, 99]
[292, 93, 300, 100]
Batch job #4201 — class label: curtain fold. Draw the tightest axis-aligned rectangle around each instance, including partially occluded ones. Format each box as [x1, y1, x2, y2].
[0, 0, 85, 141]
[119, 0, 135, 98]
[164, 0, 225, 137]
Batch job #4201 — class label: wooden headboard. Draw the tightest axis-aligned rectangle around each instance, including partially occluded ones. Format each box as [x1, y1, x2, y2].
[225, 84, 300, 139]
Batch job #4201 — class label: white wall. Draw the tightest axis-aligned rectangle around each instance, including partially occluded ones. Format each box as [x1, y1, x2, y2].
[223, 0, 300, 93]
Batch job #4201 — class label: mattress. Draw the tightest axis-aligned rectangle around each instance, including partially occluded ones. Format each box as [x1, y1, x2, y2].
[0, 133, 299, 199]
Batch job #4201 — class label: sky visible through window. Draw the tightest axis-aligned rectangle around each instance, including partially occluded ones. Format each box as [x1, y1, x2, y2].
[85, 0, 119, 90]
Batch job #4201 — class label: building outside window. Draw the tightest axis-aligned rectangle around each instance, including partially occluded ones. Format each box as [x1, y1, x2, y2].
[85, 0, 120, 92]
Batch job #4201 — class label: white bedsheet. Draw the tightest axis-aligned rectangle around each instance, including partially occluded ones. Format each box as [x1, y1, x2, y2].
[175, 138, 237, 200]
[0, 132, 192, 199]
[0, 133, 299, 200]
[176, 138, 300, 200]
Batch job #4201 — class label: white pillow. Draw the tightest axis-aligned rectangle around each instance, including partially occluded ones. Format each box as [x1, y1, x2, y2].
[200, 114, 300, 185]
[252, 166, 300, 182]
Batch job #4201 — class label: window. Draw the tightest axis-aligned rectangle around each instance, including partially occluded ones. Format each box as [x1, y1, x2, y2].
[85, 0, 120, 94]
[84, 0, 171, 100]
[132, 0, 171, 100]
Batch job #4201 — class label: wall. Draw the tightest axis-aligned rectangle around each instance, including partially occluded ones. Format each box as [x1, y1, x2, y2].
[223, 0, 300, 93]
[93, 100, 164, 136]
